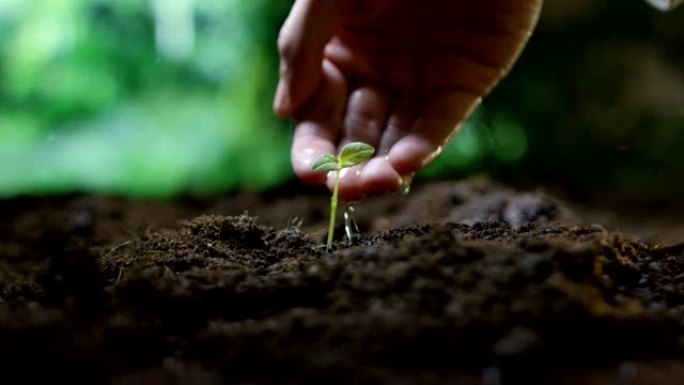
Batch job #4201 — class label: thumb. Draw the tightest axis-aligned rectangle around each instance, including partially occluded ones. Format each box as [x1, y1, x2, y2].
[274, 0, 344, 117]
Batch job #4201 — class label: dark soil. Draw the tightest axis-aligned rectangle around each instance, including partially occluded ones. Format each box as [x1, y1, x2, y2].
[1, 177, 683, 385]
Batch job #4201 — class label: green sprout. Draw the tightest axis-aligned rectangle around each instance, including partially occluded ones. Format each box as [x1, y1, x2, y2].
[312, 142, 375, 250]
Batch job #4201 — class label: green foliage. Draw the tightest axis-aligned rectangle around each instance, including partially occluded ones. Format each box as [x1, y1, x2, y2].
[339, 143, 375, 168]
[0, 0, 293, 198]
[312, 142, 375, 250]
[312, 154, 339, 172]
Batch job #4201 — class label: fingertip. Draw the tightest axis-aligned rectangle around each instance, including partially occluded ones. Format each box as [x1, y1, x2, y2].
[291, 136, 336, 186]
[360, 157, 403, 196]
[329, 166, 366, 202]
[294, 158, 329, 185]
[297, 168, 329, 186]
[330, 157, 405, 202]
[321, 157, 406, 202]
[388, 136, 443, 175]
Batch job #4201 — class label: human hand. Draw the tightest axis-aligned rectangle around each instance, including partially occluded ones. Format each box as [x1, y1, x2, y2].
[274, 0, 543, 201]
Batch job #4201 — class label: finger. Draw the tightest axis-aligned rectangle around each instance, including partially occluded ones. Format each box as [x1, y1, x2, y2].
[291, 60, 348, 185]
[326, 86, 391, 201]
[388, 91, 481, 175]
[376, 98, 418, 156]
[318, 86, 389, 201]
[327, 164, 364, 202]
[339, 86, 390, 150]
[360, 156, 403, 198]
[274, 0, 344, 117]
[328, 157, 404, 202]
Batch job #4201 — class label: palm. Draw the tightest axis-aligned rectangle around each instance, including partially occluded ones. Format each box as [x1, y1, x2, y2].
[278, 0, 542, 201]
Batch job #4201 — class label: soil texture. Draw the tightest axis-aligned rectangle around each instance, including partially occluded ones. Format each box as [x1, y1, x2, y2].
[1, 177, 683, 384]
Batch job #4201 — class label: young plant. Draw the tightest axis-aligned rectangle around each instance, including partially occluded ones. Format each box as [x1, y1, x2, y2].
[312, 142, 375, 250]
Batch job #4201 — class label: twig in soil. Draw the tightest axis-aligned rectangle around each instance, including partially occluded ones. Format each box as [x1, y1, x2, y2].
[286, 216, 304, 230]
[103, 240, 132, 257]
[652, 242, 684, 257]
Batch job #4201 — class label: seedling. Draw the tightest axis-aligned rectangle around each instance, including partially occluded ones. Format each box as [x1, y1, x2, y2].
[312, 142, 375, 250]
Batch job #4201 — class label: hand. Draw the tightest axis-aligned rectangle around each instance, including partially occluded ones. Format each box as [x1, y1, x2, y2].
[274, 0, 543, 201]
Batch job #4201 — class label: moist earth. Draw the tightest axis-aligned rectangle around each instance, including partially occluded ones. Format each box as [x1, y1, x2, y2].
[1, 177, 683, 385]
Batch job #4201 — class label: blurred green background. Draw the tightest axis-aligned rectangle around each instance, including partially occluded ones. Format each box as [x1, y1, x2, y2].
[0, 0, 682, 208]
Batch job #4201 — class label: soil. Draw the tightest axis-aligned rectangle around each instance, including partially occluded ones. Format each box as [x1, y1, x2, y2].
[1, 176, 683, 385]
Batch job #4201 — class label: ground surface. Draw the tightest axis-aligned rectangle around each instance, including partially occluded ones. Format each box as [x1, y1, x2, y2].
[1, 176, 683, 384]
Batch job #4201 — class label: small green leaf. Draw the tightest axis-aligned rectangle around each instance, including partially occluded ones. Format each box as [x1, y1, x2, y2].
[312, 153, 340, 172]
[339, 142, 375, 168]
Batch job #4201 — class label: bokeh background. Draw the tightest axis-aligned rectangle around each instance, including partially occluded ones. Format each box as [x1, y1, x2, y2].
[0, 0, 682, 209]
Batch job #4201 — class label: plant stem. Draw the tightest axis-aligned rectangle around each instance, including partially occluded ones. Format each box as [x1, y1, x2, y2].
[326, 169, 340, 249]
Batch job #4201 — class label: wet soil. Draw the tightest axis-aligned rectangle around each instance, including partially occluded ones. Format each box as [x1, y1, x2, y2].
[1, 177, 683, 384]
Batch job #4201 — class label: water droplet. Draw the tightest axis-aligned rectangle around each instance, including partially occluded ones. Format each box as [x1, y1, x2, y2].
[400, 173, 414, 195]
[344, 205, 359, 242]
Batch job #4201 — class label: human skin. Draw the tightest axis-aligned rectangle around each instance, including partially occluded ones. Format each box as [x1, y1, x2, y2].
[274, 0, 544, 202]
